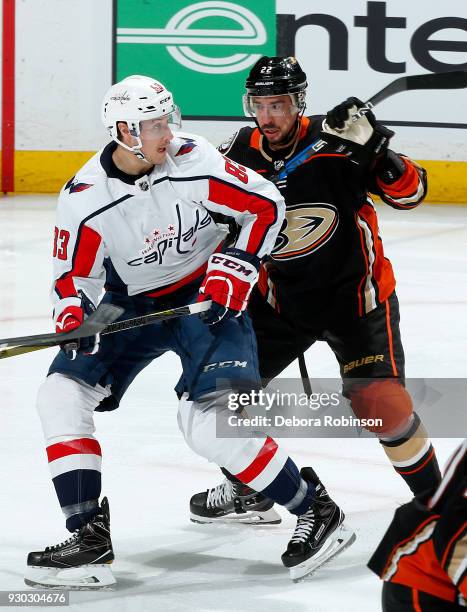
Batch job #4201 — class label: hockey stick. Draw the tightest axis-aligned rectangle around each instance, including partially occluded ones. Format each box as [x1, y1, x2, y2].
[352, 69, 467, 119]
[0, 303, 124, 350]
[369, 69, 467, 107]
[0, 300, 211, 360]
[277, 69, 467, 180]
[100, 299, 211, 335]
[0, 345, 48, 359]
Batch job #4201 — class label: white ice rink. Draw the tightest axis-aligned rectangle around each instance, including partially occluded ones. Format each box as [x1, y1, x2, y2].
[0, 195, 465, 611]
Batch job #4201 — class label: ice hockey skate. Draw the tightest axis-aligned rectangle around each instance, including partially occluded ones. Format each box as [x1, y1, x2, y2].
[25, 497, 115, 589]
[190, 477, 281, 525]
[282, 468, 356, 582]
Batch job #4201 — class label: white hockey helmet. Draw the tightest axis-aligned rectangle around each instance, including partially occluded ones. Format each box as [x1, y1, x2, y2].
[101, 75, 181, 159]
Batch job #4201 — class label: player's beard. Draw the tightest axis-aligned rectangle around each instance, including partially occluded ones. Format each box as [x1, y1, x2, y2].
[260, 118, 300, 150]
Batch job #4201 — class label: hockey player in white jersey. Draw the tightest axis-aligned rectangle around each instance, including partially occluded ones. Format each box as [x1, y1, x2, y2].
[25, 75, 353, 589]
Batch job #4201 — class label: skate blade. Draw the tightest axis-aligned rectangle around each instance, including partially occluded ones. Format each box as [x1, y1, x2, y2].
[190, 506, 282, 525]
[289, 524, 356, 583]
[24, 563, 116, 590]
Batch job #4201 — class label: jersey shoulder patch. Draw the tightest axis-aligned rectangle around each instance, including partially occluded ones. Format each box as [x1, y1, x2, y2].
[217, 131, 238, 155]
[174, 137, 198, 157]
[61, 149, 105, 197]
[218, 126, 255, 155]
[59, 156, 113, 219]
[169, 131, 207, 164]
[64, 176, 94, 194]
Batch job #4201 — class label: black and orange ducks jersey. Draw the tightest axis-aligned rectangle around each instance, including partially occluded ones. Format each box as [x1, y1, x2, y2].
[220, 115, 427, 323]
[368, 440, 466, 608]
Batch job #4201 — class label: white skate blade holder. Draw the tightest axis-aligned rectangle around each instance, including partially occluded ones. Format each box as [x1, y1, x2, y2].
[289, 524, 356, 582]
[190, 506, 282, 525]
[24, 564, 116, 590]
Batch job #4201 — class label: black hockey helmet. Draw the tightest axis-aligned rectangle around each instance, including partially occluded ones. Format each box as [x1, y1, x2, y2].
[245, 56, 307, 96]
[243, 56, 307, 117]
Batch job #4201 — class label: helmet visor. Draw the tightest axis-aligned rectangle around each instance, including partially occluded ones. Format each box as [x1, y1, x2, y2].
[137, 105, 182, 133]
[160, 105, 182, 130]
[243, 94, 302, 119]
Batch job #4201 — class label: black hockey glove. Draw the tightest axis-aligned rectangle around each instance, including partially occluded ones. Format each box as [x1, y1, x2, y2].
[374, 149, 407, 184]
[326, 97, 373, 131]
[55, 291, 100, 360]
[323, 96, 394, 170]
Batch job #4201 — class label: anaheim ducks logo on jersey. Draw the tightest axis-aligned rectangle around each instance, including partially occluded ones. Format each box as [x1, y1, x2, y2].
[272, 203, 339, 260]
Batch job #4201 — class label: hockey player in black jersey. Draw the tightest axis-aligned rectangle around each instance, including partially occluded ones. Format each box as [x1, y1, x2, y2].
[368, 439, 466, 611]
[190, 57, 442, 571]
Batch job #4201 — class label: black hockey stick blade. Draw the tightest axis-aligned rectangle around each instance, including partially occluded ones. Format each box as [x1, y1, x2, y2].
[367, 70, 467, 107]
[0, 303, 124, 350]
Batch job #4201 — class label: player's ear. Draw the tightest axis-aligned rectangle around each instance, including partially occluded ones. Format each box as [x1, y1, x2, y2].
[116, 121, 129, 138]
[116, 121, 138, 148]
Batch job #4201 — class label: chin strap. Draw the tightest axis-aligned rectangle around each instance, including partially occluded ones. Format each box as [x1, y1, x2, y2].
[134, 151, 153, 164]
[114, 138, 153, 164]
[113, 121, 154, 164]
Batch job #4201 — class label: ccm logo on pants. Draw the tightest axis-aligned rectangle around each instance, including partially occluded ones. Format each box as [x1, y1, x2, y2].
[203, 360, 248, 372]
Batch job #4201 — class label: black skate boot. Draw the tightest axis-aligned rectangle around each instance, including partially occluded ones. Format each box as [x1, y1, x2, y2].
[190, 475, 281, 525]
[25, 497, 115, 589]
[282, 468, 356, 581]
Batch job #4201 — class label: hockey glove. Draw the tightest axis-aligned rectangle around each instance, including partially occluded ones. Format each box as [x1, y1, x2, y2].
[198, 248, 259, 326]
[55, 292, 100, 359]
[374, 149, 407, 184]
[322, 97, 394, 170]
[324, 97, 375, 145]
[372, 152, 427, 208]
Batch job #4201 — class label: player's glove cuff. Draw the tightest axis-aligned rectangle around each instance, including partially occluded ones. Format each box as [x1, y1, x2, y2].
[374, 149, 407, 185]
[198, 249, 259, 325]
[55, 292, 100, 359]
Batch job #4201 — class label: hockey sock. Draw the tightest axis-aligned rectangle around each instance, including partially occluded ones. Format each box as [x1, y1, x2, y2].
[221, 464, 314, 514]
[261, 458, 316, 516]
[46, 437, 102, 531]
[229, 437, 315, 516]
[380, 413, 441, 496]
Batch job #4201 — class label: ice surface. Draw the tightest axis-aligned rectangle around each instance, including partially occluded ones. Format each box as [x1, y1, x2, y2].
[0, 196, 465, 611]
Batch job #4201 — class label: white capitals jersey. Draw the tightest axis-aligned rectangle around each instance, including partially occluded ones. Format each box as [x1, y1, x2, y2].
[51, 132, 285, 321]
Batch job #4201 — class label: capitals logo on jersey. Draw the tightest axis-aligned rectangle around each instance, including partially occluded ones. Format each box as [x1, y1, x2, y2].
[127, 205, 212, 266]
[64, 177, 93, 194]
[175, 138, 197, 157]
[141, 225, 176, 256]
[272, 203, 339, 260]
